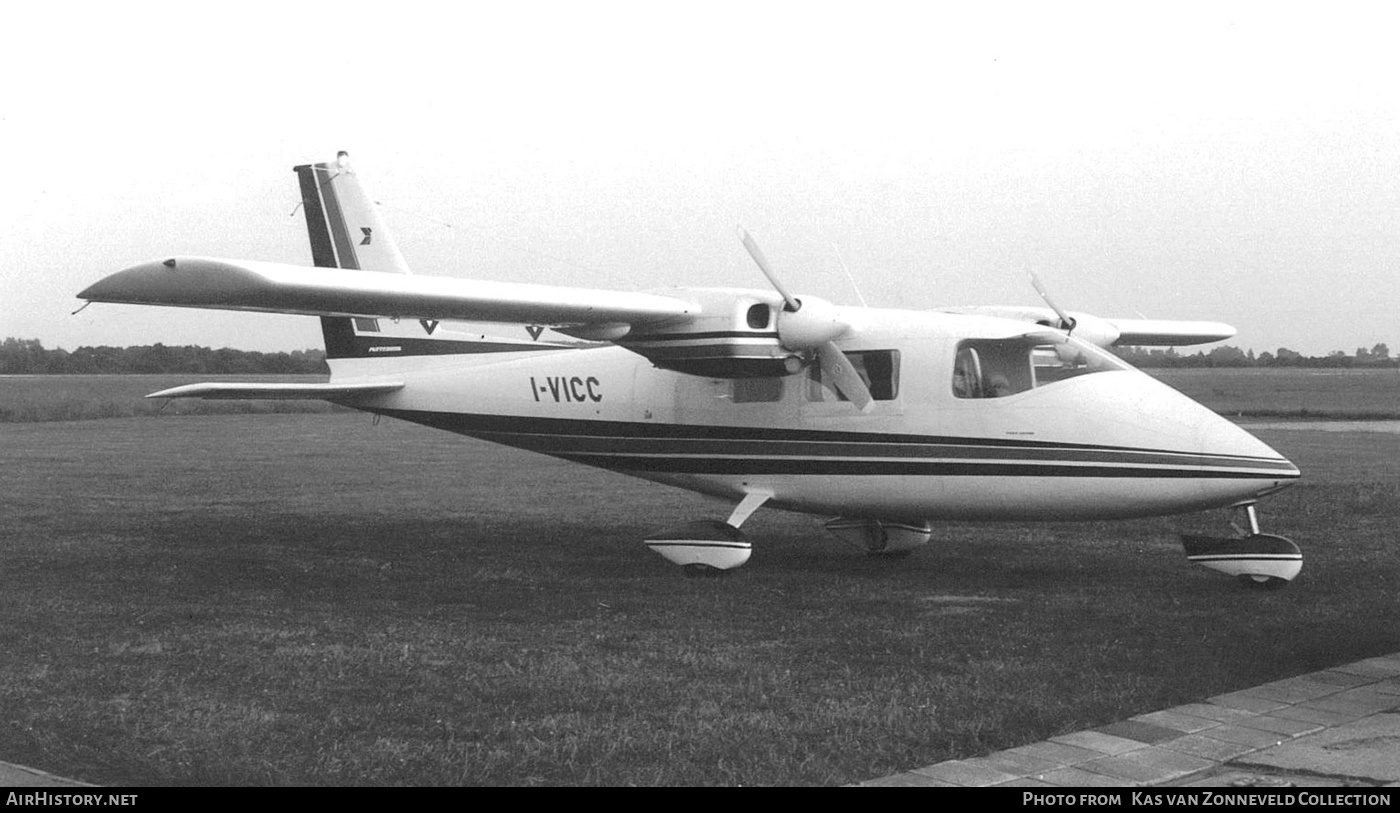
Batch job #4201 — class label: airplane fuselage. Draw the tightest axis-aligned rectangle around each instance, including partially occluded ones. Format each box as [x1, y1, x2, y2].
[336, 306, 1299, 524]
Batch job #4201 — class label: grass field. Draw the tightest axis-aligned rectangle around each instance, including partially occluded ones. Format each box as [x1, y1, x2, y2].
[1, 373, 1398, 785]
[1148, 367, 1400, 419]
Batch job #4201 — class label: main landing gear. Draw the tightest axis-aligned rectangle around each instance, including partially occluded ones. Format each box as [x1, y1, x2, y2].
[642, 492, 771, 577]
[822, 518, 932, 558]
[1180, 503, 1301, 589]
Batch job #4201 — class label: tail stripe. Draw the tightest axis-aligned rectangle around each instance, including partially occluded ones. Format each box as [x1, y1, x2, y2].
[294, 163, 344, 269]
[294, 161, 360, 358]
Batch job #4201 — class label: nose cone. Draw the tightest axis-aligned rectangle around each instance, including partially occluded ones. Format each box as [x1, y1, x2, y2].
[1118, 372, 1301, 501]
[1199, 407, 1300, 483]
[1198, 407, 1296, 467]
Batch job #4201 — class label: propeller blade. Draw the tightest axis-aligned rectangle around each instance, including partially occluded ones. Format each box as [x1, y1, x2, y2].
[818, 341, 874, 413]
[1030, 272, 1077, 333]
[739, 227, 801, 312]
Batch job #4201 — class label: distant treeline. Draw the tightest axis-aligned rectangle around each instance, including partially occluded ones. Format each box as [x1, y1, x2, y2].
[1116, 343, 1398, 369]
[1, 338, 328, 375]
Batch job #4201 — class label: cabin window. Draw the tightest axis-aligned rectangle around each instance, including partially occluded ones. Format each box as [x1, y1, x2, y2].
[732, 376, 785, 403]
[807, 350, 900, 402]
[746, 303, 771, 330]
[952, 336, 1129, 398]
[353, 318, 381, 332]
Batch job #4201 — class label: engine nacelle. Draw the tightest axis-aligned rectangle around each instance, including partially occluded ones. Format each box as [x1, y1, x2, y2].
[824, 518, 932, 555]
[1060, 312, 1121, 349]
[944, 306, 1123, 349]
[776, 295, 846, 349]
[618, 290, 804, 378]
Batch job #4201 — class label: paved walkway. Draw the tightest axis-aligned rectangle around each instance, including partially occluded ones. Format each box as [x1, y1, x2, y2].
[4, 653, 1398, 787]
[861, 652, 1400, 787]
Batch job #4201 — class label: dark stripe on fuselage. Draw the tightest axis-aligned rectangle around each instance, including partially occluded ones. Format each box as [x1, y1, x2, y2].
[460, 431, 1292, 471]
[552, 455, 1286, 478]
[369, 408, 1299, 479]
[615, 342, 786, 360]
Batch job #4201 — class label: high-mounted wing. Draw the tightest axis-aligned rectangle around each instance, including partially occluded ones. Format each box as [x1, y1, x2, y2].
[944, 306, 1235, 348]
[79, 256, 699, 331]
[1104, 318, 1237, 347]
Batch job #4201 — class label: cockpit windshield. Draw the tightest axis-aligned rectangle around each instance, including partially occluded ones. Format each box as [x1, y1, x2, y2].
[952, 333, 1130, 399]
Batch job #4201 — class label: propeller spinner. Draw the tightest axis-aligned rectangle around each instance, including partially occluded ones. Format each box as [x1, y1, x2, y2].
[1030, 272, 1076, 334]
[738, 228, 873, 412]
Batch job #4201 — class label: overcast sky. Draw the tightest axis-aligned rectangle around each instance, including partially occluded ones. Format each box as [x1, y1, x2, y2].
[4, 2, 1397, 356]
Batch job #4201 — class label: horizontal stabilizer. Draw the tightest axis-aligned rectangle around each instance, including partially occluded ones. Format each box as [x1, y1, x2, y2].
[81, 256, 698, 329]
[146, 382, 404, 400]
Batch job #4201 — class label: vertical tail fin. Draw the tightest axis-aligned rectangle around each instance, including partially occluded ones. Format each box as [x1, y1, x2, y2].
[293, 152, 409, 360]
[294, 151, 409, 274]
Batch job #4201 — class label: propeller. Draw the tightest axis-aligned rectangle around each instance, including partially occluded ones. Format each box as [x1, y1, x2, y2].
[1030, 272, 1076, 334]
[739, 228, 800, 313]
[738, 228, 873, 412]
[815, 340, 874, 413]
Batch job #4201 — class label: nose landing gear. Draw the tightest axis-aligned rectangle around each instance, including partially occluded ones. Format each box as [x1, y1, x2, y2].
[1181, 503, 1301, 589]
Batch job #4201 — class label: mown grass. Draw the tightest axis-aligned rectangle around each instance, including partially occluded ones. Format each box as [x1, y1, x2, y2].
[1, 413, 1397, 785]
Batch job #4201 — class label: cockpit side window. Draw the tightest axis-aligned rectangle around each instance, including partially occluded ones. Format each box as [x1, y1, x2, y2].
[953, 336, 1126, 398]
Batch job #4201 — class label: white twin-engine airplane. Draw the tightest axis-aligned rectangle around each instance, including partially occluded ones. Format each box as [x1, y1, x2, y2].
[79, 153, 1302, 586]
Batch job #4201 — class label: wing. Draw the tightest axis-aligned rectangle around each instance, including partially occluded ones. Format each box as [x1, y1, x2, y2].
[79, 255, 808, 381]
[79, 256, 699, 330]
[1104, 318, 1236, 346]
[943, 306, 1235, 347]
